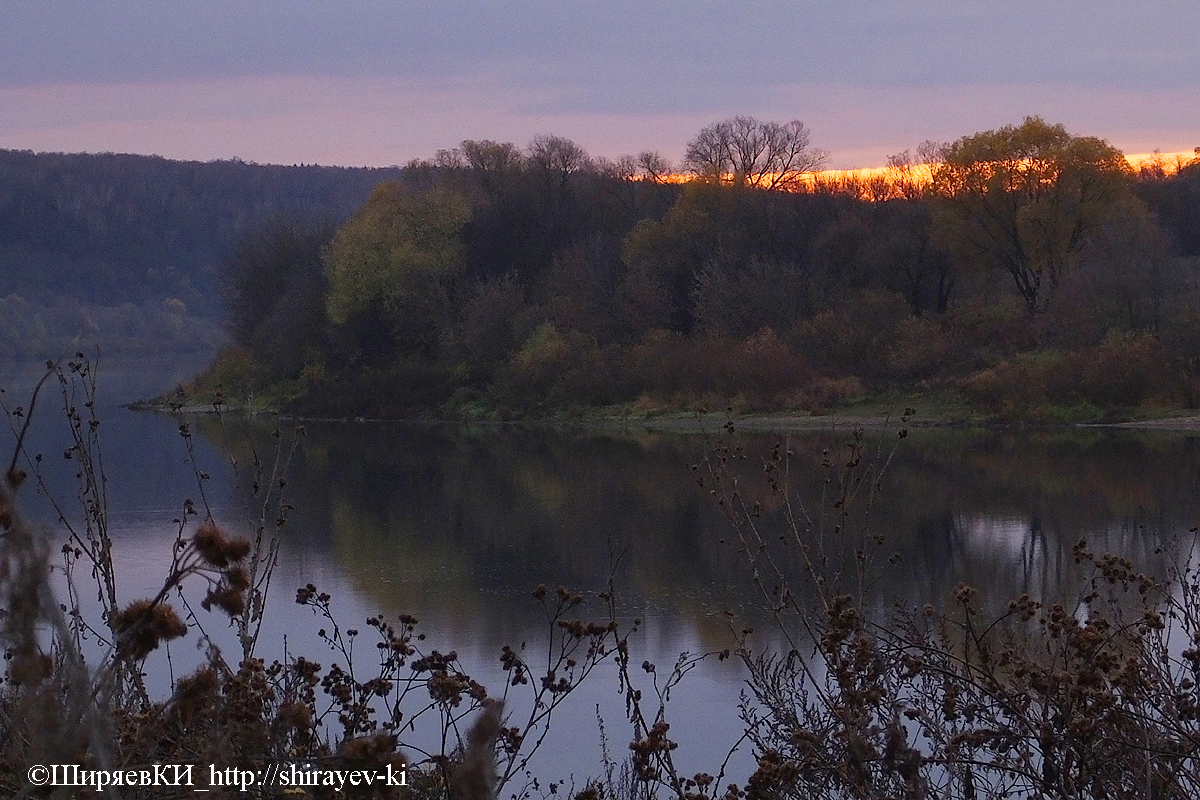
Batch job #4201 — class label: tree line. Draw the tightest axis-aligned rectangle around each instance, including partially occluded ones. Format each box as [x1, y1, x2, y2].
[207, 118, 1199, 418]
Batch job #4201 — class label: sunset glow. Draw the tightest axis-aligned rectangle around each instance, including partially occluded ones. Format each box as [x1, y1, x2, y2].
[643, 150, 1198, 196]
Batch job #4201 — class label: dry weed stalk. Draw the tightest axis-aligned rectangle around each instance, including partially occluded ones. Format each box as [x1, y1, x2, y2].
[692, 418, 1200, 800]
[0, 360, 116, 795]
[2, 357, 637, 800]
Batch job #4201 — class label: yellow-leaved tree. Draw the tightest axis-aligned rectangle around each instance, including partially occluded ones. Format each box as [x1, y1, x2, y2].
[930, 117, 1133, 314]
[324, 182, 471, 359]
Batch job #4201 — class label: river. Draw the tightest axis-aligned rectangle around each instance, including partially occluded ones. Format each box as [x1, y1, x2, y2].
[3, 356, 1198, 786]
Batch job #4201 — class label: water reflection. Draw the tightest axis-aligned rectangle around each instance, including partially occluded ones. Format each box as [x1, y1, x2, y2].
[198, 422, 1195, 627]
[197, 419, 1198, 778]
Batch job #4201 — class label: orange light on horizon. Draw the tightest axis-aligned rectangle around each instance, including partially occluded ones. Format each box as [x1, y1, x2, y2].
[640, 150, 1197, 195]
[1123, 150, 1199, 174]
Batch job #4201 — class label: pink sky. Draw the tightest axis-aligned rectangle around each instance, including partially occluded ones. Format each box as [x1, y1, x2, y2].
[2, 2, 1197, 169]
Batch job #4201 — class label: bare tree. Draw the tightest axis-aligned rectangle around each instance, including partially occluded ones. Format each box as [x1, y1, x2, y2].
[885, 140, 945, 200]
[598, 151, 675, 184]
[458, 139, 525, 197]
[635, 150, 674, 184]
[683, 116, 827, 190]
[459, 139, 524, 176]
[594, 154, 638, 181]
[527, 134, 590, 185]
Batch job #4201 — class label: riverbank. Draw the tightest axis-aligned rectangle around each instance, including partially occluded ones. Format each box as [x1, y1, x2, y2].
[129, 383, 1200, 432]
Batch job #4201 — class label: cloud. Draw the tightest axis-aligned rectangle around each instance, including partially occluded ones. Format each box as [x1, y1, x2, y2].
[7, 1, 1197, 94]
[3, 1, 1197, 165]
[3, 74, 1195, 170]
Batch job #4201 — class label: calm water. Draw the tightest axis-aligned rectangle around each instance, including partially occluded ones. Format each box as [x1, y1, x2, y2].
[4, 358, 1199, 784]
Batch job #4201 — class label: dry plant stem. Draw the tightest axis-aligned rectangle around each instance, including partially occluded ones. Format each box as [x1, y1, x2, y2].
[61, 355, 119, 616]
[2, 357, 120, 627]
[9, 358, 651, 800]
[495, 587, 621, 789]
[2, 357, 154, 707]
[4, 359, 55, 481]
[697, 424, 836, 706]
[2, 432, 116, 798]
[700, 419, 1200, 799]
[191, 404, 301, 661]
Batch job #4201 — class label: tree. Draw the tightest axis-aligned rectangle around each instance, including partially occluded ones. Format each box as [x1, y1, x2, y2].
[682, 116, 827, 190]
[885, 141, 944, 200]
[930, 117, 1133, 314]
[635, 151, 674, 184]
[324, 182, 471, 359]
[1136, 155, 1200, 258]
[691, 257, 808, 338]
[459, 140, 525, 198]
[527, 135, 590, 186]
[218, 217, 333, 376]
[1063, 194, 1175, 336]
[622, 182, 730, 332]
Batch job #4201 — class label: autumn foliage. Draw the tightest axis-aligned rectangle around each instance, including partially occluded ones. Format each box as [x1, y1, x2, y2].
[208, 118, 1200, 421]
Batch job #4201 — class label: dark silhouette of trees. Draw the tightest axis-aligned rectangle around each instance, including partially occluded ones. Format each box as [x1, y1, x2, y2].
[218, 217, 334, 376]
[527, 135, 591, 186]
[634, 151, 674, 184]
[1136, 154, 1200, 258]
[445, 139, 526, 200]
[884, 141, 944, 200]
[0, 149, 402, 354]
[683, 116, 828, 190]
[864, 201, 955, 315]
[15, 118, 1198, 418]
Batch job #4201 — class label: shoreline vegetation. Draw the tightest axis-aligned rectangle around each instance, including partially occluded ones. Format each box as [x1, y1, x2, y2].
[130, 381, 1200, 433]
[170, 118, 1199, 431]
[121, 360, 1200, 436]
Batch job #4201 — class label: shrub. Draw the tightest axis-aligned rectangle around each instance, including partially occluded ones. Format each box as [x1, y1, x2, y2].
[962, 333, 1176, 417]
[886, 315, 953, 383]
[726, 327, 813, 410]
[192, 344, 267, 401]
[619, 327, 813, 410]
[1079, 331, 1172, 407]
[793, 290, 911, 388]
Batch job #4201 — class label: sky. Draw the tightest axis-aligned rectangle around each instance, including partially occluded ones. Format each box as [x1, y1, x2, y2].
[2, 1, 1198, 170]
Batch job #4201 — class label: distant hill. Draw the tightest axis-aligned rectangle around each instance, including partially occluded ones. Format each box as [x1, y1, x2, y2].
[0, 149, 404, 357]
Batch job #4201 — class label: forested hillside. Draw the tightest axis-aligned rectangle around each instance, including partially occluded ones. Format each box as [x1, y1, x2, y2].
[0, 149, 403, 357]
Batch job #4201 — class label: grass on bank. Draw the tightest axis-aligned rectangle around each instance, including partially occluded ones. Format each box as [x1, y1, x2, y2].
[150, 336, 1200, 429]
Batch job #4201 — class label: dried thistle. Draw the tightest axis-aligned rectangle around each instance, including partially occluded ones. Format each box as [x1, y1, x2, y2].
[112, 599, 188, 660]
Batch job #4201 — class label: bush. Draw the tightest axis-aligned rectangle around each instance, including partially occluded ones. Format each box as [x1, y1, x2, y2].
[493, 323, 622, 409]
[722, 327, 812, 410]
[962, 333, 1176, 418]
[886, 315, 954, 383]
[619, 327, 814, 410]
[195, 344, 268, 401]
[1080, 332, 1173, 407]
[793, 290, 911, 388]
